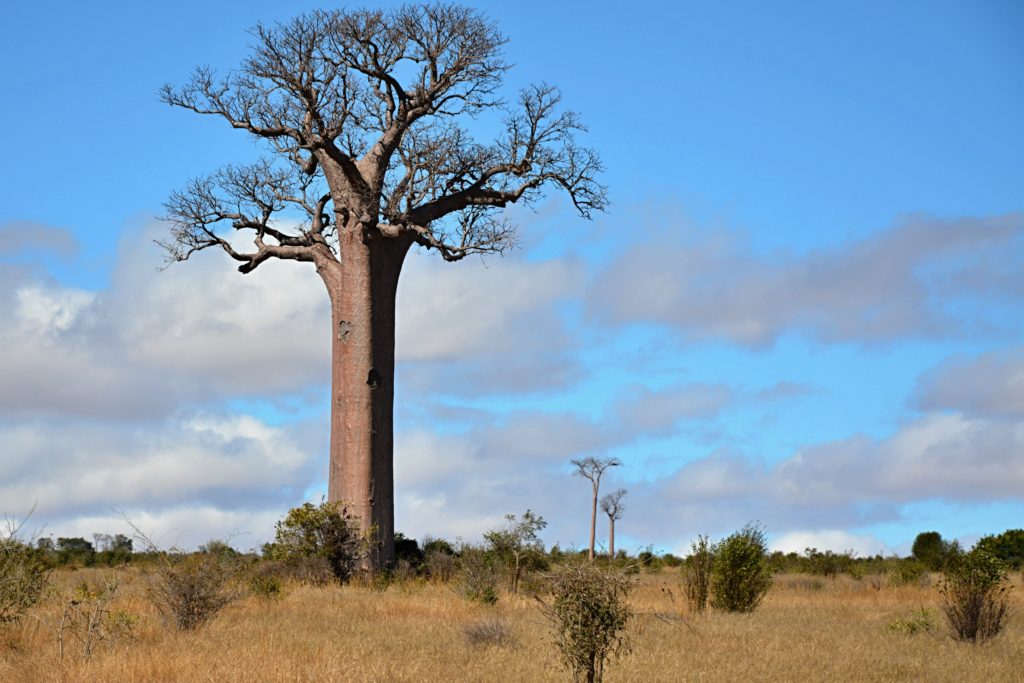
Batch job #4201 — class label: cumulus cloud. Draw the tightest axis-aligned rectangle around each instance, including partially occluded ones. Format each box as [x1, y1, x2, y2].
[392, 385, 736, 544]
[612, 383, 733, 436]
[0, 224, 586, 418]
[0, 412, 324, 522]
[588, 213, 1024, 346]
[627, 412, 1024, 543]
[913, 347, 1024, 418]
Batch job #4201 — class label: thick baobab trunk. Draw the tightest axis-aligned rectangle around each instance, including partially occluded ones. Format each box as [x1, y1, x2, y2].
[608, 516, 615, 559]
[319, 228, 411, 572]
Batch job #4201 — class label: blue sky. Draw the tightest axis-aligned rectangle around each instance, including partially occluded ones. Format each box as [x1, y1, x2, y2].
[1, 1, 1022, 556]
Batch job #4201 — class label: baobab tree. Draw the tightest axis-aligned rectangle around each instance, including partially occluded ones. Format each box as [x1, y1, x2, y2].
[571, 457, 620, 561]
[599, 488, 626, 559]
[159, 5, 605, 571]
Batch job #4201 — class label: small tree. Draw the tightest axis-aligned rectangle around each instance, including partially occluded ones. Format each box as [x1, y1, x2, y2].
[912, 531, 954, 571]
[598, 489, 626, 560]
[684, 534, 714, 614]
[484, 510, 547, 594]
[571, 457, 620, 561]
[710, 523, 772, 613]
[264, 499, 363, 582]
[1, 519, 50, 622]
[939, 549, 1011, 642]
[975, 529, 1024, 569]
[539, 563, 633, 683]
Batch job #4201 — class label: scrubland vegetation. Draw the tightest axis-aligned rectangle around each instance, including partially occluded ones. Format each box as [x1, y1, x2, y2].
[3, 513, 1023, 682]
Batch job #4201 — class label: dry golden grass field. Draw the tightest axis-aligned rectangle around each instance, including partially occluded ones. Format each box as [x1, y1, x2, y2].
[2, 567, 1022, 682]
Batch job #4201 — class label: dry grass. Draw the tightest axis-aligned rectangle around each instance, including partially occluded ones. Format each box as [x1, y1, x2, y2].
[1, 567, 1022, 682]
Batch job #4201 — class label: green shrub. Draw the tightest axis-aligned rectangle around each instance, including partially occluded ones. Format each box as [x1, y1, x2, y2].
[802, 547, 855, 577]
[662, 553, 683, 568]
[264, 500, 362, 583]
[912, 531, 951, 571]
[887, 606, 935, 635]
[454, 545, 499, 605]
[975, 529, 1024, 570]
[889, 559, 927, 586]
[394, 533, 424, 566]
[483, 510, 548, 594]
[683, 534, 714, 614]
[0, 536, 50, 622]
[939, 550, 1011, 643]
[710, 523, 772, 613]
[539, 563, 634, 683]
[248, 563, 286, 599]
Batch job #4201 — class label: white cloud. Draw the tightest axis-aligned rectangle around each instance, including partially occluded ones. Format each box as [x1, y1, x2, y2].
[0, 223, 587, 418]
[588, 213, 1024, 346]
[613, 383, 733, 436]
[0, 413, 322, 522]
[396, 254, 584, 361]
[631, 412, 1024, 543]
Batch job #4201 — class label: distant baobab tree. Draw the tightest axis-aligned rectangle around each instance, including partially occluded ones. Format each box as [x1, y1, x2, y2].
[159, 5, 606, 571]
[599, 488, 626, 559]
[571, 457, 620, 561]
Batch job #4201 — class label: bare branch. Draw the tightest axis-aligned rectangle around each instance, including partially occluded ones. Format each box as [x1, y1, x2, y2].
[161, 6, 606, 264]
[158, 159, 327, 273]
[571, 457, 621, 489]
[600, 489, 627, 521]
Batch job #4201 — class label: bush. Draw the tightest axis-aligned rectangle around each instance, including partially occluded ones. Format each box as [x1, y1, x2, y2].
[424, 549, 457, 583]
[662, 553, 684, 568]
[483, 510, 548, 594]
[394, 533, 424, 566]
[463, 617, 516, 649]
[975, 529, 1024, 569]
[248, 562, 287, 599]
[889, 559, 928, 587]
[148, 550, 242, 630]
[454, 545, 499, 605]
[264, 500, 362, 583]
[683, 534, 714, 614]
[47, 575, 135, 660]
[710, 523, 772, 613]
[939, 550, 1011, 643]
[539, 563, 633, 683]
[887, 606, 935, 635]
[802, 547, 855, 577]
[0, 536, 50, 622]
[422, 536, 455, 556]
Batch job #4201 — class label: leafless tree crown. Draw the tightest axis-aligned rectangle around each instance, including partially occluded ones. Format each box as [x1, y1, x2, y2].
[158, 5, 607, 272]
[571, 457, 621, 486]
[600, 488, 627, 521]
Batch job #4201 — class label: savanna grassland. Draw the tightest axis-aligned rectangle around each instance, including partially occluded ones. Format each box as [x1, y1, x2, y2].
[2, 567, 1022, 682]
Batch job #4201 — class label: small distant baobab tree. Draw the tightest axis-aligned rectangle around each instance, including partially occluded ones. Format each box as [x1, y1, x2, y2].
[571, 457, 620, 561]
[599, 488, 626, 559]
[159, 5, 606, 571]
